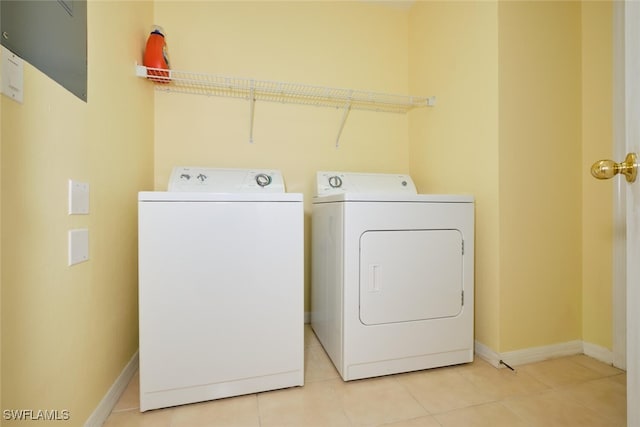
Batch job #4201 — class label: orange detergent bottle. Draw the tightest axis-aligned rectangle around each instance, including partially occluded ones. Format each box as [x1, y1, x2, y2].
[143, 25, 170, 83]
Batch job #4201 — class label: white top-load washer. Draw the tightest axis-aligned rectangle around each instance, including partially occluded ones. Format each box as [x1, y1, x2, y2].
[138, 167, 303, 411]
[311, 171, 474, 381]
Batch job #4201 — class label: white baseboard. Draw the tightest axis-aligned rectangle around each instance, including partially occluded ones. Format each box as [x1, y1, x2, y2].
[583, 341, 614, 365]
[500, 340, 583, 366]
[84, 351, 139, 427]
[475, 340, 595, 368]
[474, 340, 502, 368]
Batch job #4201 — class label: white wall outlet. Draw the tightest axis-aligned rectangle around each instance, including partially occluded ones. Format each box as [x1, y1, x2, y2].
[68, 229, 89, 266]
[68, 180, 89, 214]
[1, 46, 24, 104]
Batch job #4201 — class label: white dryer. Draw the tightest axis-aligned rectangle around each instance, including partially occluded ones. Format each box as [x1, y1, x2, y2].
[311, 171, 474, 381]
[138, 167, 304, 411]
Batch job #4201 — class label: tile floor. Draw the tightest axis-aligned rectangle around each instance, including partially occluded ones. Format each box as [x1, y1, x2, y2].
[104, 326, 626, 427]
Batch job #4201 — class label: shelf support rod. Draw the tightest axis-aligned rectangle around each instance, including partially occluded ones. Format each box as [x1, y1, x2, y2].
[336, 102, 352, 148]
[248, 80, 256, 144]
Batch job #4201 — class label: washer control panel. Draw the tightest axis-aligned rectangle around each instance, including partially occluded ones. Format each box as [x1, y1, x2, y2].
[316, 171, 417, 196]
[168, 167, 286, 193]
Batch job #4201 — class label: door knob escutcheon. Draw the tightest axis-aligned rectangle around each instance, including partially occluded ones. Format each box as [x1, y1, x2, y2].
[591, 153, 638, 183]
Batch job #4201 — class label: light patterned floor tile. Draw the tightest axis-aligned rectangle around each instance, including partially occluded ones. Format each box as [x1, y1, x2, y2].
[569, 354, 625, 377]
[305, 324, 322, 349]
[257, 378, 351, 427]
[517, 356, 606, 388]
[374, 415, 442, 427]
[169, 394, 259, 427]
[457, 358, 549, 399]
[560, 377, 627, 426]
[396, 366, 496, 414]
[304, 341, 341, 382]
[112, 372, 140, 412]
[610, 373, 627, 386]
[435, 402, 529, 427]
[503, 389, 623, 427]
[334, 376, 429, 426]
[102, 407, 173, 427]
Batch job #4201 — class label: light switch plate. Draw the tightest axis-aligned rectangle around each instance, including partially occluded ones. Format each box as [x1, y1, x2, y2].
[1, 46, 24, 103]
[68, 229, 89, 266]
[69, 180, 89, 214]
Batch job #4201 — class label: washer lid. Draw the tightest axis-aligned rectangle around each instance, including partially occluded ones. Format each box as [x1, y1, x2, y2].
[168, 167, 286, 193]
[316, 171, 417, 196]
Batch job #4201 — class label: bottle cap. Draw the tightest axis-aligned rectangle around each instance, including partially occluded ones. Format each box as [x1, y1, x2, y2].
[150, 25, 165, 36]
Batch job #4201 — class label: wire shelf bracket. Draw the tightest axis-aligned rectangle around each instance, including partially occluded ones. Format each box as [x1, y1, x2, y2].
[136, 64, 435, 146]
[248, 80, 256, 144]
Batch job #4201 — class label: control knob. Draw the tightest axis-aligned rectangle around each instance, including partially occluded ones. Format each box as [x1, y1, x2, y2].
[328, 176, 343, 188]
[256, 173, 272, 187]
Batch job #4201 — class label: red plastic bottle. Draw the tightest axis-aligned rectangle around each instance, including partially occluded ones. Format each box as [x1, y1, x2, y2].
[143, 25, 170, 83]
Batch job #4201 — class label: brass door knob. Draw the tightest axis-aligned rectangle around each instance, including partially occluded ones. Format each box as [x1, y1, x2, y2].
[591, 152, 638, 183]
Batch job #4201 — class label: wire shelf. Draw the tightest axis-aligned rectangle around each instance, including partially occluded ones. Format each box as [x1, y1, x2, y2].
[137, 65, 434, 113]
[136, 65, 435, 145]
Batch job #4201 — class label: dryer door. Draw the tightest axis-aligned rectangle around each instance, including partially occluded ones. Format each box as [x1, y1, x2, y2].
[359, 229, 464, 325]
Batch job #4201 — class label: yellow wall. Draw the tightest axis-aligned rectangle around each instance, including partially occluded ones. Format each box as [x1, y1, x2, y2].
[1, 1, 153, 424]
[498, 1, 583, 351]
[408, 1, 501, 350]
[410, 1, 613, 354]
[152, 1, 412, 313]
[581, 1, 613, 349]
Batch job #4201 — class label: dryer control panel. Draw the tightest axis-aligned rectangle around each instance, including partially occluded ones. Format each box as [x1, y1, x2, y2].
[168, 167, 286, 193]
[316, 171, 417, 196]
